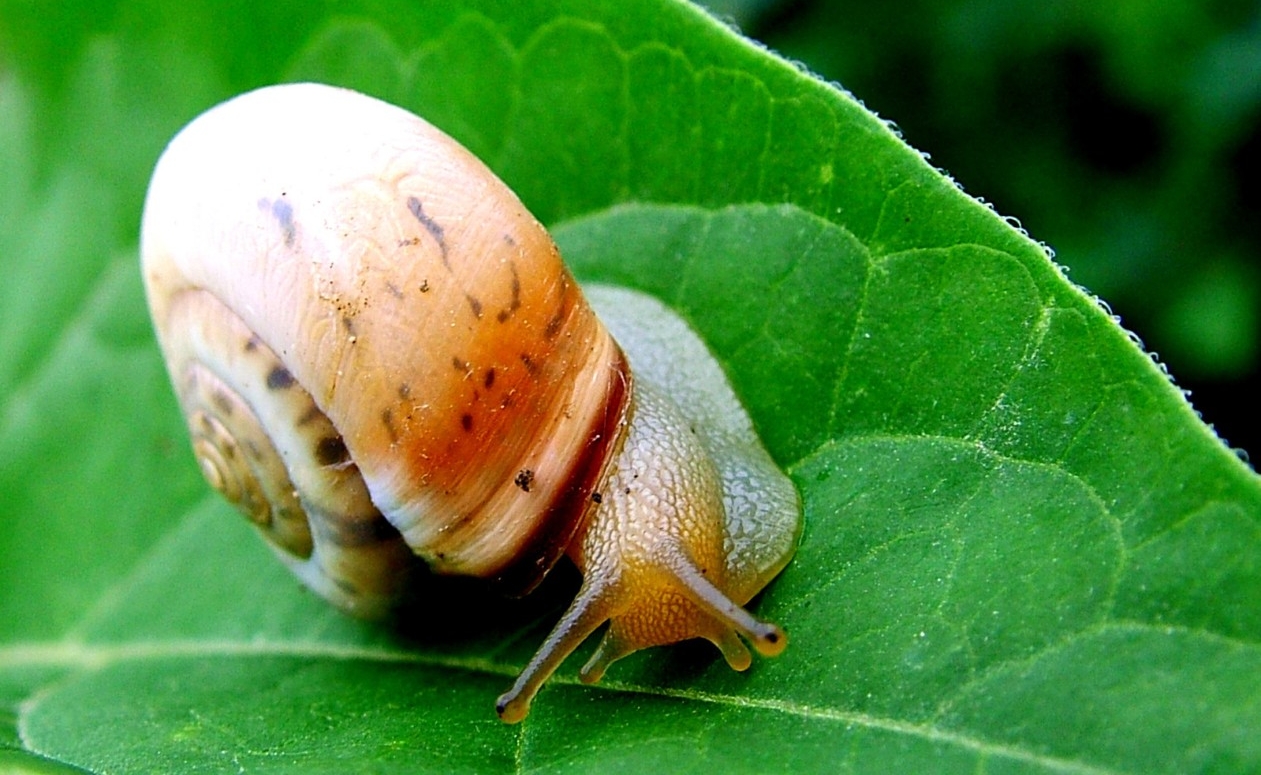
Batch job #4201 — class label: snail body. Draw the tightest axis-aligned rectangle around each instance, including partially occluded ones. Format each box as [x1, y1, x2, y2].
[141, 83, 800, 722]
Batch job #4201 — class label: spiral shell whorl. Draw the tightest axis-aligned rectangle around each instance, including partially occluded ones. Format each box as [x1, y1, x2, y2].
[155, 286, 419, 618]
[184, 361, 312, 557]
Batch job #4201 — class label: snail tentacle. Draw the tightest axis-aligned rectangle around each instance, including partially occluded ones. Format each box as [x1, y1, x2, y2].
[494, 576, 618, 724]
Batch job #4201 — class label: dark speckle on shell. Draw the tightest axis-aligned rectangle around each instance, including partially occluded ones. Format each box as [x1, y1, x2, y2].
[267, 366, 295, 390]
[407, 196, 448, 266]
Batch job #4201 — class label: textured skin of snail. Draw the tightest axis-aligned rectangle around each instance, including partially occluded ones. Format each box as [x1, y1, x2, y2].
[141, 83, 801, 723]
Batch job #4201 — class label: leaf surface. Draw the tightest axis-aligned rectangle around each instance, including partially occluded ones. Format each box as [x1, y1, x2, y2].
[0, 1, 1257, 773]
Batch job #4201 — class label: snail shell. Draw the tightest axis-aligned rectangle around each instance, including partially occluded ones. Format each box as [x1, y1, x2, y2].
[141, 83, 800, 722]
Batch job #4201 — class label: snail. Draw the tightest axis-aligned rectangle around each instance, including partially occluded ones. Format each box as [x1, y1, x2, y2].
[140, 83, 801, 723]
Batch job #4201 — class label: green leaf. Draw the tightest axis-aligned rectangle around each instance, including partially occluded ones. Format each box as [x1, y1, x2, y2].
[1, 1, 1258, 773]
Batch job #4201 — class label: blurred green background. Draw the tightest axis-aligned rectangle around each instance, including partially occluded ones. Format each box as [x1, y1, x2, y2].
[710, 0, 1260, 462]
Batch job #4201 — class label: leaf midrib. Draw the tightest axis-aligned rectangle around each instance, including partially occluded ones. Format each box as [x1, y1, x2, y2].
[3, 634, 1147, 775]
